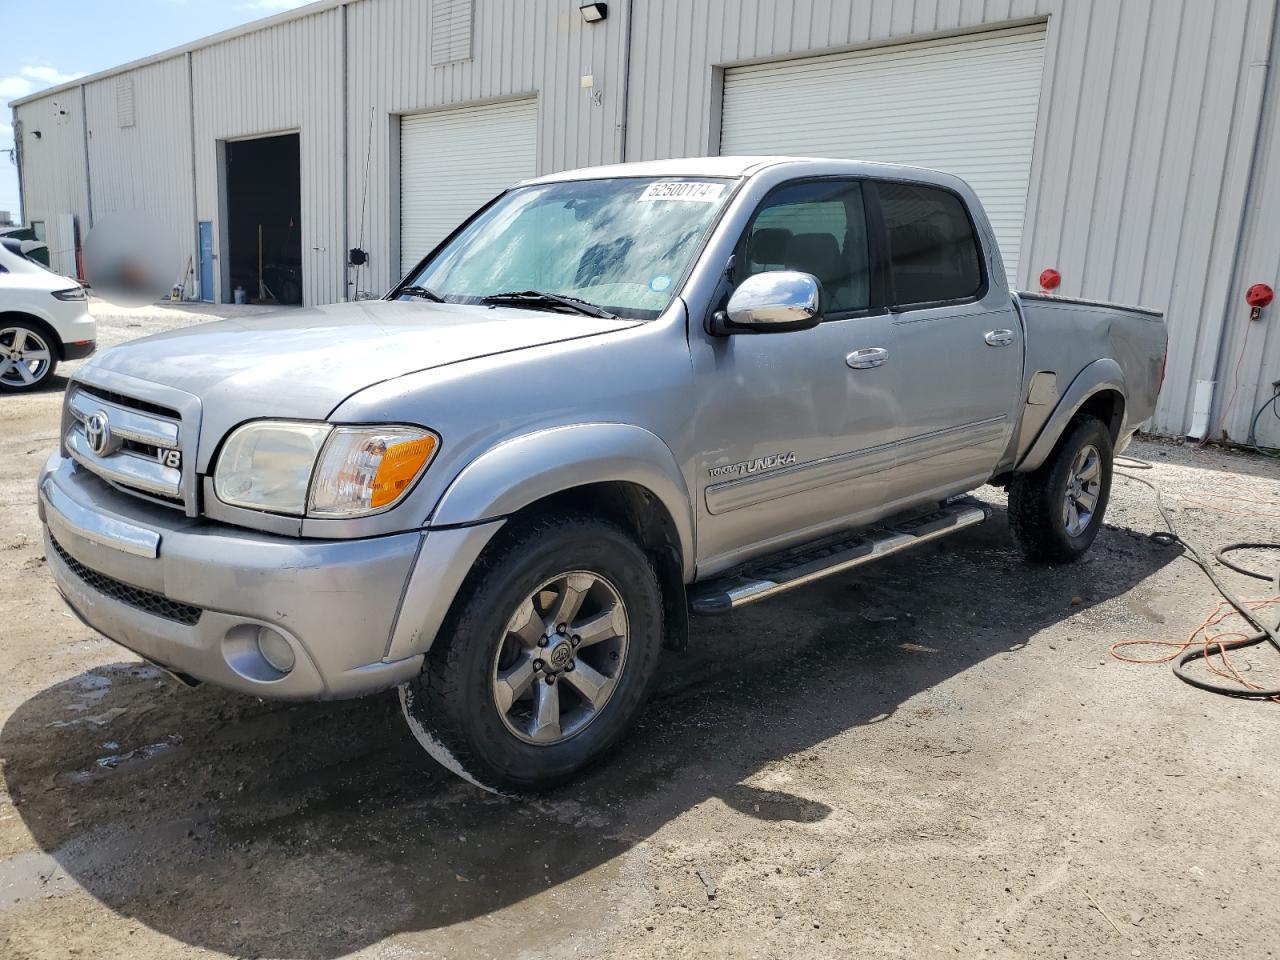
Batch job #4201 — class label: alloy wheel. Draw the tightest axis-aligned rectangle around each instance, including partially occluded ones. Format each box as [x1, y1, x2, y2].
[0, 327, 53, 388]
[1062, 443, 1102, 537]
[491, 570, 629, 745]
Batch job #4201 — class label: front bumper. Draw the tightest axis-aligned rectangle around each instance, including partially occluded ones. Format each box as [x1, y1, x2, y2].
[39, 453, 435, 700]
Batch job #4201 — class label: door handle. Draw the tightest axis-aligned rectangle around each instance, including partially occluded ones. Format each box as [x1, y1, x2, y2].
[846, 347, 889, 369]
[984, 329, 1015, 347]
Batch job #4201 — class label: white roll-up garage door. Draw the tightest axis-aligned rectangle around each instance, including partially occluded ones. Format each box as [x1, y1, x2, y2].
[721, 27, 1046, 285]
[400, 98, 538, 276]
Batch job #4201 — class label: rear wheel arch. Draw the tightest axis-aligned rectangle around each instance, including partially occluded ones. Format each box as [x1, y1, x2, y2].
[1076, 388, 1125, 445]
[0, 311, 64, 358]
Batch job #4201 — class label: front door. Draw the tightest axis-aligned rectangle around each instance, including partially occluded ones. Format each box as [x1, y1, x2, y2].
[689, 178, 900, 576]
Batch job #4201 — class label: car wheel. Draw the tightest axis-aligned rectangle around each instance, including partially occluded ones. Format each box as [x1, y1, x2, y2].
[1008, 413, 1114, 563]
[399, 512, 663, 793]
[0, 323, 58, 393]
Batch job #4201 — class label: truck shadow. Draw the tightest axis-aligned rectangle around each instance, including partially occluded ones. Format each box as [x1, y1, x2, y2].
[0, 507, 1176, 958]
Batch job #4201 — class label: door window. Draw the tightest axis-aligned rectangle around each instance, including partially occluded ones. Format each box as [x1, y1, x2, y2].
[740, 180, 871, 314]
[876, 182, 983, 307]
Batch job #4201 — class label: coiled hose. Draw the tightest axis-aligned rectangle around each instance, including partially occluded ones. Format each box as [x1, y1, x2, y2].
[1115, 460, 1280, 699]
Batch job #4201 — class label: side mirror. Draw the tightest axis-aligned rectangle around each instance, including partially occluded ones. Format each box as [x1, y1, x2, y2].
[709, 270, 822, 335]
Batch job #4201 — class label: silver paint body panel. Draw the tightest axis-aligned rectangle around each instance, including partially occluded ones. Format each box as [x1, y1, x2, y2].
[39, 157, 1166, 700]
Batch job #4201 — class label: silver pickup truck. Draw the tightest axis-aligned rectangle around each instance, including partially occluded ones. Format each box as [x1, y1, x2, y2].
[38, 157, 1166, 792]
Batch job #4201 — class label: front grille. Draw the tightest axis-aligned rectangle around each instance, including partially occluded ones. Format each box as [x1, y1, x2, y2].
[64, 384, 188, 512]
[75, 385, 181, 420]
[51, 536, 203, 626]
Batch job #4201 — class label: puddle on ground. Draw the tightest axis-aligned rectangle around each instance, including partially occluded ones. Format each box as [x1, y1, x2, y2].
[54, 734, 184, 786]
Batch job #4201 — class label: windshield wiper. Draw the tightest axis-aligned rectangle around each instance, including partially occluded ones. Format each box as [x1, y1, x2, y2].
[399, 285, 446, 303]
[480, 290, 617, 319]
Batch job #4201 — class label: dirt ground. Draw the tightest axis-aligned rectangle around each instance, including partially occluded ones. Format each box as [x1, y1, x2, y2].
[1, 300, 1278, 960]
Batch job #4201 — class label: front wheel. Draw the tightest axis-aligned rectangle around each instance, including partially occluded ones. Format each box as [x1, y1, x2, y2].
[400, 513, 663, 793]
[1008, 414, 1114, 563]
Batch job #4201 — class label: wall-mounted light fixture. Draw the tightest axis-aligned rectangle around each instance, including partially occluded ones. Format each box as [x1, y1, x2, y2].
[580, 3, 608, 23]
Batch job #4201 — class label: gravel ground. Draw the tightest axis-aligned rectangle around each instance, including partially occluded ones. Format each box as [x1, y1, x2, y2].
[0, 299, 1278, 959]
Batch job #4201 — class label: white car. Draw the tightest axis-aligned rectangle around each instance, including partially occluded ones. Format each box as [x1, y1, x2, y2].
[0, 238, 96, 392]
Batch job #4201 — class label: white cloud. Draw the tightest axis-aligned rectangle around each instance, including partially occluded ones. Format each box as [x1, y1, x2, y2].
[0, 65, 87, 103]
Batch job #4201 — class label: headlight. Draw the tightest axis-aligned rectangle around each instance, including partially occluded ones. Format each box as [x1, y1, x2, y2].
[308, 426, 438, 517]
[213, 420, 438, 518]
[214, 421, 331, 514]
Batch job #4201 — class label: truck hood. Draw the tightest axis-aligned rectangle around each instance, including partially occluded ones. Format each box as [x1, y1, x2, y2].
[84, 300, 640, 418]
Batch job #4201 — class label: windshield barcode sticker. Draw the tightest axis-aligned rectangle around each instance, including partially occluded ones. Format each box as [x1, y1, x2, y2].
[638, 181, 727, 203]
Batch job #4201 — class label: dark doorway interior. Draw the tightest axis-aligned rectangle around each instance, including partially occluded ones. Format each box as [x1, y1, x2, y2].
[225, 133, 302, 305]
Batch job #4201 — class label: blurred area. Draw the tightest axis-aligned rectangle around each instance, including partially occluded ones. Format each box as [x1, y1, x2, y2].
[82, 210, 179, 306]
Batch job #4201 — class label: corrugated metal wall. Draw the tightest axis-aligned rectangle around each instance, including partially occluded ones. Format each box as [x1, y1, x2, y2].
[191, 8, 346, 305]
[345, 0, 627, 295]
[83, 56, 195, 289]
[1020, 0, 1277, 438]
[12, 91, 90, 275]
[11, 0, 1280, 442]
[1218, 11, 1280, 450]
[624, 0, 1278, 438]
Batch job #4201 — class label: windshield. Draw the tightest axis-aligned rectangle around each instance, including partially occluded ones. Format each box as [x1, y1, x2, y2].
[400, 177, 735, 320]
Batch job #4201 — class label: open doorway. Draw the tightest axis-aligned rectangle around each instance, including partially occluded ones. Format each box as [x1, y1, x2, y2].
[223, 133, 302, 305]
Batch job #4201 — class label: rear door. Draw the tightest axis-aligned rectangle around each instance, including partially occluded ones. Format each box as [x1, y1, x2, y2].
[870, 179, 1022, 504]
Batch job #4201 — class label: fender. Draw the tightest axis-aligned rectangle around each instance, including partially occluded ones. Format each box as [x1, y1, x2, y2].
[431, 422, 696, 580]
[1016, 358, 1126, 472]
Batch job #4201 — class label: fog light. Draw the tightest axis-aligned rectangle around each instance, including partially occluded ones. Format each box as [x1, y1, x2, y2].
[256, 626, 296, 674]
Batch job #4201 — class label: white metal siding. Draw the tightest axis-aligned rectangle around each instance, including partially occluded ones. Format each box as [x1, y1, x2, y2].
[347, 0, 628, 294]
[721, 27, 1045, 284]
[85, 57, 194, 289]
[398, 98, 537, 276]
[13, 0, 1280, 440]
[13, 94, 90, 275]
[191, 7, 345, 305]
[1216, 8, 1280, 449]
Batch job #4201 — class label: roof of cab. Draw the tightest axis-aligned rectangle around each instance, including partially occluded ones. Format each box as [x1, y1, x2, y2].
[521, 155, 966, 190]
[523, 156, 800, 185]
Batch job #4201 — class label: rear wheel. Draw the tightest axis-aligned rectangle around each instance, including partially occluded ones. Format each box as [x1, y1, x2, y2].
[0, 323, 57, 392]
[1008, 414, 1114, 563]
[399, 513, 663, 793]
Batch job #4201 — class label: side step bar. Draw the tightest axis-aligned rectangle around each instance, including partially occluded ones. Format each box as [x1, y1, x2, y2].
[688, 499, 991, 615]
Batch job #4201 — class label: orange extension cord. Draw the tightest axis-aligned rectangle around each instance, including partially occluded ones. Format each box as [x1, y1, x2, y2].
[1109, 461, 1280, 699]
[1111, 597, 1280, 700]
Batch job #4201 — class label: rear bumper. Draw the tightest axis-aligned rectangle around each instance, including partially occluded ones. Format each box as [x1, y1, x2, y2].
[39, 452, 428, 700]
[62, 339, 96, 361]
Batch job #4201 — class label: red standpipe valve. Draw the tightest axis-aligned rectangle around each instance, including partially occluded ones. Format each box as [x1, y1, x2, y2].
[1246, 283, 1274, 321]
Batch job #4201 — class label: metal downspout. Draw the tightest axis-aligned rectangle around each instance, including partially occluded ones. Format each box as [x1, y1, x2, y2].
[79, 84, 92, 230]
[617, 0, 634, 163]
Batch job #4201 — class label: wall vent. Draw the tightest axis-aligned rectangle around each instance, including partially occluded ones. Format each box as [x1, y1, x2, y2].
[116, 77, 135, 129]
[431, 0, 473, 64]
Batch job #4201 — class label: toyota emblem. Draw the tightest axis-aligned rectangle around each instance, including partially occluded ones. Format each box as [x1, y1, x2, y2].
[85, 410, 113, 457]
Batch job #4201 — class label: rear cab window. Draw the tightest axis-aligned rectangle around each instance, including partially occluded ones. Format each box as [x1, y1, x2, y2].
[875, 182, 983, 308]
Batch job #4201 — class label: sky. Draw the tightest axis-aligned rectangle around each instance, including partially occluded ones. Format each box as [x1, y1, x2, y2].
[1, 0, 313, 221]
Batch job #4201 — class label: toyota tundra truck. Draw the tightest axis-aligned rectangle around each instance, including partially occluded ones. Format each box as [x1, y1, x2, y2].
[38, 157, 1166, 792]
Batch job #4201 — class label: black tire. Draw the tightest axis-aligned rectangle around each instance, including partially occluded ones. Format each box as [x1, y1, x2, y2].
[400, 512, 663, 793]
[1008, 414, 1114, 563]
[0, 321, 58, 393]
